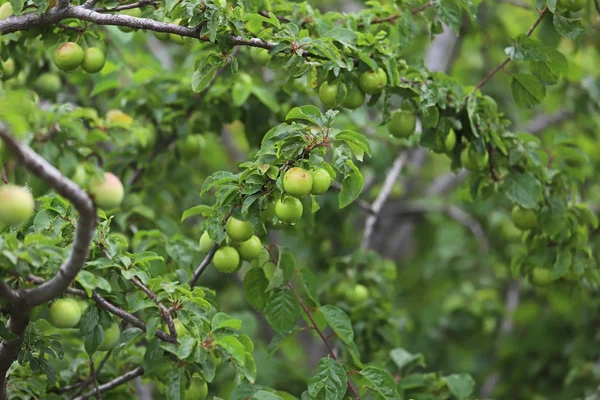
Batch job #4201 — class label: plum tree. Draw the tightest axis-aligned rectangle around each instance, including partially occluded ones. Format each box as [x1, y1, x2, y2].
[238, 235, 262, 261]
[118, 8, 142, 32]
[81, 47, 106, 74]
[275, 196, 303, 223]
[105, 109, 134, 127]
[358, 68, 387, 94]
[310, 168, 332, 195]
[250, 47, 270, 66]
[342, 83, 365, 109]
[283, 167, 313, 198]
[199, 231, 215, 253]
[98, 322, 120, 351]
[226, 217, 254, 242]
[531, 268, 554, 286]
[185, 376, 208, 400]
[34, 73, 61, 98]
[54, 42, 84, 72]
[262, 261, 277, 280]
[88, 172, 125, 209]
[388, 110, 416, 138]
[460, 145, 489, 171]
[557, 0, 587, 11]
[213, 247, 240, 273]
[261, 201, 276, 222]
[48, 298, 81, 329]
[511, 206, 538, 230]
[75, 300, 90, 315]
[345, 284, 369, 304]
[444, 129, 457, 152]
[1, 58, 15, 80]
[0, 2, 13, 19]
[169, 19, 185, 44]
[0, 184, 34, 226]
[318, 81, 340, 109]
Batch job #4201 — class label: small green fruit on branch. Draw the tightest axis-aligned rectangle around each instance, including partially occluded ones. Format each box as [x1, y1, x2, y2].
[0, 185, 34, 226]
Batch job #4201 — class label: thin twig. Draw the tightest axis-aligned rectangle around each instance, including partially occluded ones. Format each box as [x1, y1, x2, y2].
[361, 153, 407, 249]
[287, 282, 360, 400]
[130, 277, 176, 338]
[94, 0, 156, 12]
[189, 243, 219, 288]
[63, 350, 112, 396]
[473, 6, 548, 90]
[28, 275, 176, 343]
[89, 355, 101, 400]
[72, 366, 144, 400]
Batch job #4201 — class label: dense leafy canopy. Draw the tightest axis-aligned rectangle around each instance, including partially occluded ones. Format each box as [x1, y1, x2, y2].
[0, 0, 599, 399]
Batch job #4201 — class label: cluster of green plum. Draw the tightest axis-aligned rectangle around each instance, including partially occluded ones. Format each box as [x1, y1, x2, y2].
[47, 298, 120, 351]
[200, 166, 333, 274]
[199, 218, 263, 273]
[54, 42, 106, 73]
[0, 171, 124, 227]
[318, 68, 387, 110]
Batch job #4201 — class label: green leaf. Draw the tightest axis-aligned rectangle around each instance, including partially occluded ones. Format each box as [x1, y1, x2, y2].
[244, 267, 269, 310]
[264, 288, 301, 332]
[192, 64, 218, 93]
[216, 335, 247, 367]
[307, 358, 347, 400]
[319, 305, 362, 367]
[390, 348, 426, 370]
[433, 0, 462, 33]
[511, 73, 546, 108]
[503, 172, 543, 209]
[553, 13, 584, 40]
[334, 131, 371, 158]
[181, 205, 212, 222]
[165, 368, 184, 400]
[298, 268, 319, 306]
[253, 390, 284, 400]
[552, 250, 572, 279]
[444, 373, 475, 400]
[212, 312, 243, 331]
[285, 106, 324, 125]
[338, 160, 364, 209]
[176, 336, 196, 360]
[359, 367, 400, 400]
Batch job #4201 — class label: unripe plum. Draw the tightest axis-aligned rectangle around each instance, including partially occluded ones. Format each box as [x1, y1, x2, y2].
[98, 322, 120, 351]
[358, 68, 387, 95]
[275, 196, 303, 223]
[48, 298, 81, 329]
[226, 217, 254, 242]
[388, 110, 416, 139]
[88, 172, 124, 209]
[81, 47, 106, 74]
[213, 246, 240, 273]
[54, 42, 84, 72]
[238, 235, 261, 261]
[283, 167, 313, 198]
[199, 231, 216, 253]
[310, 168, 332, 195]
[0, 185, 34, 226]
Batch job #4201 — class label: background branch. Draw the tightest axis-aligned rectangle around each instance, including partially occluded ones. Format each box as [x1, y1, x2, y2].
[72, 366, 145, 400]
[361, 153, 407, 249]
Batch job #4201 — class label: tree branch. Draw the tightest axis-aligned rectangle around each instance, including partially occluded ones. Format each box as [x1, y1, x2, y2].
[473, 6, 548, 90]
[130, 277, 176, 338]
[361, 153, 407, 249]
[0, 127, 97, 307]
[516, 109, 573, 135]
[72, 366, 144, 400]
[28, 276, 176, 343]
[287, 282, 360, 400]
[0, 281, 17, 304]
[94, 0, 157, 12]
[189, 243, 218, 288]
[58, 350, 112, 395]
